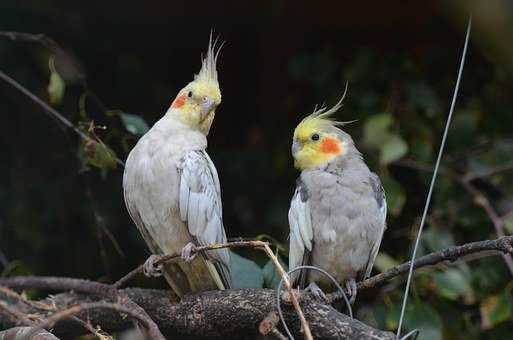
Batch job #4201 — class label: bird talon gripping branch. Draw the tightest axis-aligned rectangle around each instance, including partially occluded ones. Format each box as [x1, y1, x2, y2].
[181, 242, 198, 263]
[143, 255, 163, 278]
[305, 282, 328, 303]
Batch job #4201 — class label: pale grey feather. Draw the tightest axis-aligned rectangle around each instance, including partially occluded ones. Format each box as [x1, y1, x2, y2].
[288, 151, 386, 287]
[123, 115, 231, 296]
[178, 150, 231, 287]
[363, 172, 387, 278]
[288, 179, 313, 285]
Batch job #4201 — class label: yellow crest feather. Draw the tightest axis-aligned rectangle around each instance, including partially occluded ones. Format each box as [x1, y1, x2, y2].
[194, 33, 223, 88]
[295, 82, 355, 139]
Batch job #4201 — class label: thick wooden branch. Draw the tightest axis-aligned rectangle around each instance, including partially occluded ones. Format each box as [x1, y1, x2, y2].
[0, 288, 395, 339]
[1, 237, 511, 338]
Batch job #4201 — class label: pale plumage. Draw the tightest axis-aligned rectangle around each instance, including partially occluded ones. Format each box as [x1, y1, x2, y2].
[288, 98, 386, 302]
[123, 36, 230, 297]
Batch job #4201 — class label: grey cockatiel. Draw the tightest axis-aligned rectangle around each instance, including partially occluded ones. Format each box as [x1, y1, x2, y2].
[288, 95, 386, 303]
[123, 37, 231, 297]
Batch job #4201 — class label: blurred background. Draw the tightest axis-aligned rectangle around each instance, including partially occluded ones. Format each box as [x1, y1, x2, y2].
[1, 0, 513, 338]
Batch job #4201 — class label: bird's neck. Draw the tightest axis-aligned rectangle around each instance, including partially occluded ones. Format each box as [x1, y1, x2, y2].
[151, 112, 208, 150]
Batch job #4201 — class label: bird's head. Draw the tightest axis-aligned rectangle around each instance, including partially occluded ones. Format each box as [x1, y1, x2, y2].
[292, 86, 356, 171]
[168, 36, 222, 135]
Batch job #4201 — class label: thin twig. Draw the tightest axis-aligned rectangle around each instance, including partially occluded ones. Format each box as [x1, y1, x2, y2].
[0, 248, 8, 268]
[114, 240, 313, 340]
[0, 285, 110, 337]
[460, 180, 513, 275]
[0, 31, 60, 51]
[27, 302, 151, 336]
[0, 286, 54, 311]
[0, 301, 37, 326]
[262, 244, 313, 340]
[329, 235, 513, 301]
[0, 277, 164, 340]
[0, 70, 125, 167]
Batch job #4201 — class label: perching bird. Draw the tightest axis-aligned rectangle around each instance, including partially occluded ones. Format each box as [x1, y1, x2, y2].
[123, 36, 231, 297]
[288, 90, 386, 303]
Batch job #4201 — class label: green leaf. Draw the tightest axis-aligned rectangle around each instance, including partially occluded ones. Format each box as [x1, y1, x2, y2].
[82, 140, 118, 169]
[380, 134, 408, 164]
[120, 112, 150, 135]
[48, 71, 66, 106]
[480, 291, 513, 329]
[382, 176, 406, 216]
[422, 229, 455, 252]
[504, 216, 513, 235]
[229, 251, 264, 288]
[433, 268, 474, 303]
[363, 113, 393, 148]
[374, 252, 400, 272]
[405, 303, 443, 340]
[262, 256, 288, 289]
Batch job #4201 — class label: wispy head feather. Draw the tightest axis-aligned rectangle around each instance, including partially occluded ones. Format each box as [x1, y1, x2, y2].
[298, 82, 356, 132]
[194, 32, 223, 87]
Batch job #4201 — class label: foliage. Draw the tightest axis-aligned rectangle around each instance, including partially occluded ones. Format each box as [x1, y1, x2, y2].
[1, 2, 513, 339]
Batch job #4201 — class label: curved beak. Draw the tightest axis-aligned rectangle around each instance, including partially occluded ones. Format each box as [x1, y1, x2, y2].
[200, 97, 215, 120]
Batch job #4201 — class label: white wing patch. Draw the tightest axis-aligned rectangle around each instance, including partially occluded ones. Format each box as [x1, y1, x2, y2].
[178, 150, 230, 286]
[288, 182, 313, 281]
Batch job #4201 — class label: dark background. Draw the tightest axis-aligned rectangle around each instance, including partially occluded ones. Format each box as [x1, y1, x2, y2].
[1, 1, 513, 338]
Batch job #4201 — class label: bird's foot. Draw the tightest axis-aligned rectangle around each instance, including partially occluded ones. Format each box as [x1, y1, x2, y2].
[345, 278, 357, 304]
[181, 242, 198, 263]
[306, 282, 328, 303]
[143, 255, 163, 277]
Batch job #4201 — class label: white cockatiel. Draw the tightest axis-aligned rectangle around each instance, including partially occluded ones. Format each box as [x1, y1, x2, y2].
[288, 95, 386, 303]
[123, 37, 231, 297]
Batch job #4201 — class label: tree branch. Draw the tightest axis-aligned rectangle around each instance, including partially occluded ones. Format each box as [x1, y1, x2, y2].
[1, 237, 511, 338]
[460, 180, 513, 275]
[114, 240, 313, 340]
[329, 235, 513, 301]
[0, 277, 164, 339]
[0, 288, 395, 339]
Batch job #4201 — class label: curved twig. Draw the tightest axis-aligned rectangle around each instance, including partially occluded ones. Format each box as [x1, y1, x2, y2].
[276, 265, 352, 340]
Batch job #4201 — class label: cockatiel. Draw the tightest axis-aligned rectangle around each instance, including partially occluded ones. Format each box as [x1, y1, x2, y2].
[288, 92, 386, 303]
[123, 37, 231, 297]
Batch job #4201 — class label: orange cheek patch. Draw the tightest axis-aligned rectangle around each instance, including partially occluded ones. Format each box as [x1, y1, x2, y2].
[171, 94, 186, 109]
[320, 138, 341, 154]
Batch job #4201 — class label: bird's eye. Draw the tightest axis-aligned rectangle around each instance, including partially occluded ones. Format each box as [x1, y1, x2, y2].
[187, 91, 193, 98]
[311, 133, 320, 141]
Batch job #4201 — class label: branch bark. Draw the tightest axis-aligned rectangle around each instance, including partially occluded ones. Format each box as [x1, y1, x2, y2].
[0, 288, 395, 340]
[329, 235, 513, 301]
[1, 237, 512, 339]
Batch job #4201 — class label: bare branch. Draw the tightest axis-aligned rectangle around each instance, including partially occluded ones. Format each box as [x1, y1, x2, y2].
[0, 288, 395, 339]
[329, 235, 513, 301]
[0, 327, 60, 340]
[29, 302, 154, 337]
[0, 277, 164, 339]
[460, 180, 513, 275]
[113, 240, 313, 340]
[0, 70, 125, 167]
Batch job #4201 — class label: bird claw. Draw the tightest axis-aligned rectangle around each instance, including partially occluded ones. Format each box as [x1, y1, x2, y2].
[306, 282, 328, 303]
[143, 255, 163, 277]
[345, 279, 357, 304]
[181, 242, 198, 263]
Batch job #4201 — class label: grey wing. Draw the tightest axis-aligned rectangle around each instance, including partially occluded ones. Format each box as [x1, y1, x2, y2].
[363, 172, 387, 278]
[288, 179, 313, 287]
[179, 150, 231, 288]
